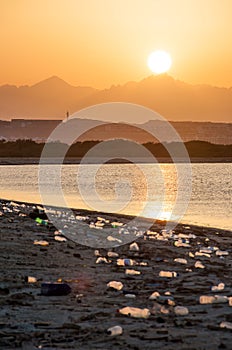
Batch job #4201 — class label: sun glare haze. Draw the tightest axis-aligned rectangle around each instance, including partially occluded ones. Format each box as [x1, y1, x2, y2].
[147, 50, 172, 74]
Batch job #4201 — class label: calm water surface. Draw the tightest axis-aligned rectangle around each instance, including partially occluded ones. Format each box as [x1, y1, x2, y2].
[0, 163, 231, 231]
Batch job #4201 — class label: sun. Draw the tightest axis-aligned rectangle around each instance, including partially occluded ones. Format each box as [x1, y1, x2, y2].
[147, 50, 172, 74]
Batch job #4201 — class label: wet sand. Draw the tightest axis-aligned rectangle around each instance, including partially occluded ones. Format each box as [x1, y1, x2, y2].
[0, 199, 232, 350]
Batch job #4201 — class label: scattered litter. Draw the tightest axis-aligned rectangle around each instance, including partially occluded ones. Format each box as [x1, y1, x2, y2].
[195, 252, 211, 258]
[129, 242, 139, 251]
[118, 306, 150, 319]
[220, 321, 232, 330]
[194, 261, 205, 269]
[199, 295, 228, 304]
[76, 215, 88, 221]
[75, 294, 84, 299]
[211, 283, 225, 292]
[94, 250, 101, 256]
[54, 230, 62, 235]
[159, 271, 177, 278]
[216, 250, 229, 256]
[107, 281, 123, 291]
[35, 217, 48, 226]
[149, 291, 160, 300]
[174, 241, 191, 248]
[107, 325, 123, 336]
[161, 306, 170, 314]
[124, 294, 136, 298]
[117, 259, 134, 266]
[89, 223, 102, 230]
[107, 236, 122, 243]
[107, 251, 119, 258]
[25, 276, 37, 283]
[125, 269, 141, 275]
[41, 282, 71, 296]
[54, 236, 67, 242]
[199, 248, 213, 254]
[97, 217, 109, 223]
[174, 258, 187, 264]
[95, 221, 105, 227]
[96, 257, 111, 264]
[33, 240, 49, 246]
[174, 306, 189, 316]
[111, 222, 124, 228]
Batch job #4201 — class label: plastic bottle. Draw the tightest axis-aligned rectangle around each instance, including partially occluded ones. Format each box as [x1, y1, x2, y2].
[111, 221, 124, 228]
[216, 250, 229, 256]
[199, 248, 213, 254]
[159, 271, 177, 278]
[194, 261, 205, 269]
[25, 276, 37, 283]
[117, 259, 134, 266]
[174, 241, 191, 248]
[124, 294, 136, 298]
[211, 283, 225, 292]
[129, 242, 139, 251]
[96, 257, 110, 264]
[195, 252, 211, 258]
[174, 258, 187, 264]
[54, 236, 67, 242]
[174, 306, 189, 316]
[107, 281, 123, 291]
[199, 295, 228, 304]
[220, 321, 232, 329]
[107, 236, 122, 243]
[107, 325, 123, 336]
[125, 269, 141, 275]
[118, 306, 150, 318]
[107, 251, 119, 258]
[149, 291, 160, 300]
[35, 217, 48, 226]
[33, 240, 49, 246]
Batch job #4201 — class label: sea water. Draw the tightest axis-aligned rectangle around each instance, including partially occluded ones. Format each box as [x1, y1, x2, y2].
[0, 163, 231, 231]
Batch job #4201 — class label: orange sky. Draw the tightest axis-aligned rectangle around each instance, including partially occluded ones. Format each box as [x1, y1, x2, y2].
[1, 0, 232, 89]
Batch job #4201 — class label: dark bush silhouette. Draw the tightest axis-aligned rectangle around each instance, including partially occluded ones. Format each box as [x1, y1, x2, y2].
[0, 139, 231, 159]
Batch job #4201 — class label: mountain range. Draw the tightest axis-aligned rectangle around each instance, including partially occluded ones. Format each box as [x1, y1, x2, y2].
[0, 75, 232, 122]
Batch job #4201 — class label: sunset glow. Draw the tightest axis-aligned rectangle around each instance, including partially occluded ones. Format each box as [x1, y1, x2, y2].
[0, 0, 232, 88]
[147, 51, 172, 74]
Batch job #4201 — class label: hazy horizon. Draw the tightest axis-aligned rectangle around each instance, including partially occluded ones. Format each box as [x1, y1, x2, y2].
[0, 74, 232, 123]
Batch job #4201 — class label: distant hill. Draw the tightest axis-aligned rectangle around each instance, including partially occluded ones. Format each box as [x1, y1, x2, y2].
[0, 76, 97, 119]
[0, 75, 232, 122]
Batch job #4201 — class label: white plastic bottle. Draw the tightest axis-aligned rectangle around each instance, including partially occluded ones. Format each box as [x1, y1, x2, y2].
[118, 306, 150, 318]
[107, 325, 123, 336]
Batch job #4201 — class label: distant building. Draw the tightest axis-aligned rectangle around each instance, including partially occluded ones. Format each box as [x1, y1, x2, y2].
[0, 119, 231, 144]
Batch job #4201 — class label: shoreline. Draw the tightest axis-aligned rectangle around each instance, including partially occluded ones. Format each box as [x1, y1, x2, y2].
[0, 157, 232, 165]
[1, 198, 232, 349]
[1, 197, 231, 235]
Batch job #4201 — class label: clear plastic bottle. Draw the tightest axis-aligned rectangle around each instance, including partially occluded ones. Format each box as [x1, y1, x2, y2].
[117, 258, 134, 266]
[107, 325, 123, 336]
[107, 281, 123, 291]
[118, 306, 150, 318]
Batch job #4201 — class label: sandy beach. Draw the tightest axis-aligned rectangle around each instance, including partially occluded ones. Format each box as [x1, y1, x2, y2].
[1, 199, 232, 350]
